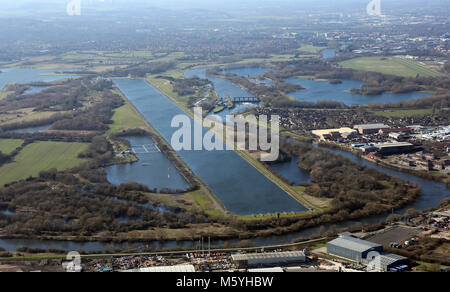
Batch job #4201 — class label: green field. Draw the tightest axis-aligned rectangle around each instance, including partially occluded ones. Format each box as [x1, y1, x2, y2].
[0, 139, 23, 154]
[367, 107, 435, 118]
[0, 141, 89, 185]
[340, 56, 443, 77]
[107, 102, 151, 134]
[298, 44, 327, 54]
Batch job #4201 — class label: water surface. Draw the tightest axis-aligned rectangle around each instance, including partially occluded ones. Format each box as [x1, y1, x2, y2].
[106, 136, 188, 191]
[0, 68, 76, 91]
[113, 78, 307, 215]
[270, 156, 311, 185]
[287, 78, 431, 105]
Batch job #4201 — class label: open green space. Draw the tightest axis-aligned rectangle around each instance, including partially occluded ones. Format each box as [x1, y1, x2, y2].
[0, 141, 89, 185]
[0, 139, 23, 154]
[340, 56, 443, 77]
[107, 101, 151, 134]
[367, 107, 436, 118]
[298, 44, 327, 54]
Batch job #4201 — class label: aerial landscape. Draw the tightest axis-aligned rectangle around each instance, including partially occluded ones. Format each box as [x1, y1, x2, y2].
[0, 0, 448, 277]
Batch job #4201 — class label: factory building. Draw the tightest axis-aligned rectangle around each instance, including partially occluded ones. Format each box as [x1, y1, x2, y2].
[354, 124, 390, 135]
[311, 127, 357, 141]
[326, 235, 383, 263]
[367, 253, 409, 272]
[231, 251, 306, 268]
[375, 142, 414, 155]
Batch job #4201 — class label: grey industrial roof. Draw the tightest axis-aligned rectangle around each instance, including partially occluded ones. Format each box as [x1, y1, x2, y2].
[327, 236, 382, 253]
[231, 251, 305, 261]
[375, 142, 413, 149]
[378, 253, 407, 267]
[355, 124, 390, 130]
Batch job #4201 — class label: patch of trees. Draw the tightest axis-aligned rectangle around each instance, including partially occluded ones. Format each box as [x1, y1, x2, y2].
[0, 79, 86, 112]
[50, 90, 123, 132]
[0, 170, 208, 240]
[106, 62, 176, 77]
[172, 76, 212, 96]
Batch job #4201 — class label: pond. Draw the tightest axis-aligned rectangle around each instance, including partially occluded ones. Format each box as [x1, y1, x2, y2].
[105, 136, 189, 191]
[11, 124, 52, 134]
[321, 48, 336, 59]
[24, 85, 49, 94]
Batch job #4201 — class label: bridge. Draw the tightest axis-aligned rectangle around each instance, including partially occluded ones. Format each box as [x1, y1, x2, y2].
[132, 144, 161, 154]
[232, 96, 260, 103]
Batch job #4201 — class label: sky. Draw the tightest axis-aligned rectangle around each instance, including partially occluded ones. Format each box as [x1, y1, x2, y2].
[0, 0, 447, 16]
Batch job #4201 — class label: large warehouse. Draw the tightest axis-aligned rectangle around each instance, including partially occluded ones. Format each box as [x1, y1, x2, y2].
[327, 235, 383, 263]
[231, 251, 306, 268]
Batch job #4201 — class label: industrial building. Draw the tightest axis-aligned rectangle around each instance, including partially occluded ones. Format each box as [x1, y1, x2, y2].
[327, 235, 410, 271]
[327, 235, 383, 262]
[231, 251, 306, 268]
[354, 124, 390, 135]
[368, 253, 409, 272]
[312, 127, 357, 140]
[375, 142, 414, 155]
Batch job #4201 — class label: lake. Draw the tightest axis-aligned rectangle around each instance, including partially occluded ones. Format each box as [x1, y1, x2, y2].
[105, 136, 189, 191]
[287, 77, 431, 105]
[0, 68, 76, 91]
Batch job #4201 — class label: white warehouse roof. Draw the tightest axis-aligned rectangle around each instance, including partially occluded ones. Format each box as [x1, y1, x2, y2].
[121, 264, 196, 272]
[232, 251, 305, 262]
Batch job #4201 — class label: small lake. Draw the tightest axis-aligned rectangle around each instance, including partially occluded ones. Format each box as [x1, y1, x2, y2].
[11, 124, 52, 134]
[24, 85, 49, 94]
[287, 77, 432, 105]
[321, 49, 336, 59]
[0, 68, 77, 91]
[270, 156, 311, 185]
[105, 136, 189, 191]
